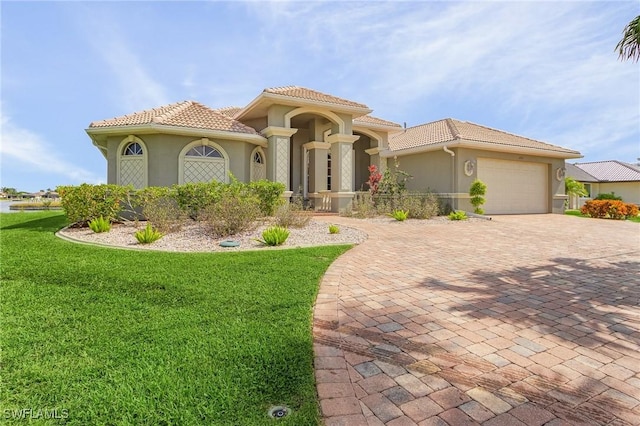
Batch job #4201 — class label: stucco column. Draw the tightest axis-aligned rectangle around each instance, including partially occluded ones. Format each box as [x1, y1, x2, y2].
[326, 133, 360, 212]
[303, 141, 330, 193]
[261, 126, 298, 196]
[303, 141, 331, 211]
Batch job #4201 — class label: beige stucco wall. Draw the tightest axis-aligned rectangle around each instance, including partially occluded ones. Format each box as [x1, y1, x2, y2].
[595, 182, 640, 205]
[267, 105, 296, 128]
[395, 147, 567, 213]
[396, 150, 453, 193]
[106, 133, 258, 187]
[242, 117, 268, 133]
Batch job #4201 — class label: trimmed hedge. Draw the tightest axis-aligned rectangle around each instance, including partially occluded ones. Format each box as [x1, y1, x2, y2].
[58, 180, 285, 227]
[57, 184, 132, 226]
[581, 200, 639, 220]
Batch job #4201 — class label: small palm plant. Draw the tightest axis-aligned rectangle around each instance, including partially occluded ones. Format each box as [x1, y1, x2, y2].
[88, 216, 111, 233]
[256, 226, 290, 246]
[328, 224, 340, 234]
[135, 223, 163, 244]
[389, 209, 409, 221]
[448, 210, 468, 221]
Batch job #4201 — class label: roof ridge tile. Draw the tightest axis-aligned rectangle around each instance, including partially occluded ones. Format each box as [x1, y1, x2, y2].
[152, 100, 193, 124]
[445, 118, 460, 139]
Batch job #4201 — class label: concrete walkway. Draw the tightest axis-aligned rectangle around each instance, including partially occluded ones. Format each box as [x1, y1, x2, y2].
[312, 214, 640, 426]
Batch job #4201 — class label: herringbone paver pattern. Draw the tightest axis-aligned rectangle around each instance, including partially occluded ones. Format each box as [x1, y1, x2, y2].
[313, 215, 640, 425]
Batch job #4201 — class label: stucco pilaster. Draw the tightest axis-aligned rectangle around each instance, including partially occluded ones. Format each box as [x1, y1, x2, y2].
[261, 126, 297, 192]
[327, 134, 359, 193]
[303, 141, 330, 193]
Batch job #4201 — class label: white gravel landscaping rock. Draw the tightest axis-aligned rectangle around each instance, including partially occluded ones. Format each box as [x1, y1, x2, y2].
[57, 219, 368, 252]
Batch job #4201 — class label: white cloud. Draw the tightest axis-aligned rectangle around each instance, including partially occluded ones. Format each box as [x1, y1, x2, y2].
[242, 1, 639, 160]
[66, 4, 169, 111]
[0, 113, 103, 184]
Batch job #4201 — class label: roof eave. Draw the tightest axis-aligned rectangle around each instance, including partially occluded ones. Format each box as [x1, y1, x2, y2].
[353, 122, 402, 132]
[382, 139, 583, 159]
[86, 124, 268, 147]
[236, 91, 373, 121]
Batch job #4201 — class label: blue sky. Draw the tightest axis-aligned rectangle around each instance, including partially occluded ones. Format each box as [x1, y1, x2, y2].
[1, 1, 638, 192]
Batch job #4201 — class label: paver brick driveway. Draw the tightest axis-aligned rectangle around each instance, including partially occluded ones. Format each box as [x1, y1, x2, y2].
[312, 214, 640, 425]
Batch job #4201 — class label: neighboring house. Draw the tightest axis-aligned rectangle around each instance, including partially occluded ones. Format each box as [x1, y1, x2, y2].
[566, 161, 640, 207]
[87, 86, 581, 214]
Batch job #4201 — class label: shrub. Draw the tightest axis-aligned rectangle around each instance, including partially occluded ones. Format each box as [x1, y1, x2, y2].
[581, 200, 638, 220]
[594, 192, 622, 201]
[273, 198, 311, 228]
[141, 196, 185, 234]
[247, 180, 286, 216]
[378, 158, 411, 197]
[57, 184, 131, 226]
[135, 223, 163, 244]
[203, 193, 260, 237]
[366, 165, 383, 195]
[397, 193, 439, 219]
[328, 224, 340, 234]
[88, 216, 111, 233]
[174, 181, 224, 220]
[448, 210, 468, 221]
[256, 226, 290, 246]
[343, 192, 377, 218]
[389, 209, 409, 221]
[469, 179, 487, 214]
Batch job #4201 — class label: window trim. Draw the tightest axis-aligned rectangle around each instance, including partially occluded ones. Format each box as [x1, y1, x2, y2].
[250, 146, 266, 182]
[178, 138, 230, 184]
[116, 135, 148, 188]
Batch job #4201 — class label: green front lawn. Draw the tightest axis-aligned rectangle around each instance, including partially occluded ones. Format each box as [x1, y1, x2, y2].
[0, 212, 350, 425]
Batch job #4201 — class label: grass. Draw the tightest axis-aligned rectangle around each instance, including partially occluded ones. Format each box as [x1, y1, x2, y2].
[565, 209, 640, 223]
[0, 212, 351, 425]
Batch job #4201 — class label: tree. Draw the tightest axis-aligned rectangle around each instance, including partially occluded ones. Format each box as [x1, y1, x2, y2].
[1, 187, 18, 197]
[616, 15, 640, 62]
[469, 179, 487, 214]
[565, 177, 588, 198]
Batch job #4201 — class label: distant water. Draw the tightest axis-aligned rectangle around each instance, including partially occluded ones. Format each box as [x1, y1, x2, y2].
[0, 202, 50, 213]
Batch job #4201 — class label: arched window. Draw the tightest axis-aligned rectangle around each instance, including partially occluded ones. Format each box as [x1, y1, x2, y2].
[250, 147, 266, 181]
[186, 145, 223, 158]
[117, 136, 147, 189]
[179, 139, 229, 184]
[123, 142, 143, 156]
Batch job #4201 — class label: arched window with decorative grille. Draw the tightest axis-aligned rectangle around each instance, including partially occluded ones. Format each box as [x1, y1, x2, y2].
[117, 136, 147, 188]
[179, 139, 229, 184]
[250, 147, 266, 181]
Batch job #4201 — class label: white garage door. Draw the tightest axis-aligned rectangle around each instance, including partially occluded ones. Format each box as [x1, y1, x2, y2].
[477, 158, 548, 214]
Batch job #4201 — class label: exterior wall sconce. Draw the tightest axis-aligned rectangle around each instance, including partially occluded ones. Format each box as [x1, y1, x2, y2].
[556, 167, 566, 181]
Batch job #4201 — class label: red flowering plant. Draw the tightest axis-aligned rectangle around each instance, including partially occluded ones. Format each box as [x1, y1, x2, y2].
[366, 165, 382, 195]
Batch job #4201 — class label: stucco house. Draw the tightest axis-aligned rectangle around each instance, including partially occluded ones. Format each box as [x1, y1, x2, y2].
[566, 161, 640, 207]
[87, 86, 582, 214]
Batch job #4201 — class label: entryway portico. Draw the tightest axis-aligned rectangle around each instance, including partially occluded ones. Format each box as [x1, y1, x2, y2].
[236, 87, 396, 212]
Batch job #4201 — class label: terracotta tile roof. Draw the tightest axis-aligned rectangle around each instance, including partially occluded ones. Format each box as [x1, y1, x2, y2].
[215, 106, 243, 118]
[389, 118, 579, 155]
[573, 160, 640, 182]
[89, 101, 259, 135]
[354, 115, 402, 128]
[263, 86, 369, 109]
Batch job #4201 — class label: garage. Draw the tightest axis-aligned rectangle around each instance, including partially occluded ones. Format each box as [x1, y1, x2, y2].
[477, 158, 549, 214]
